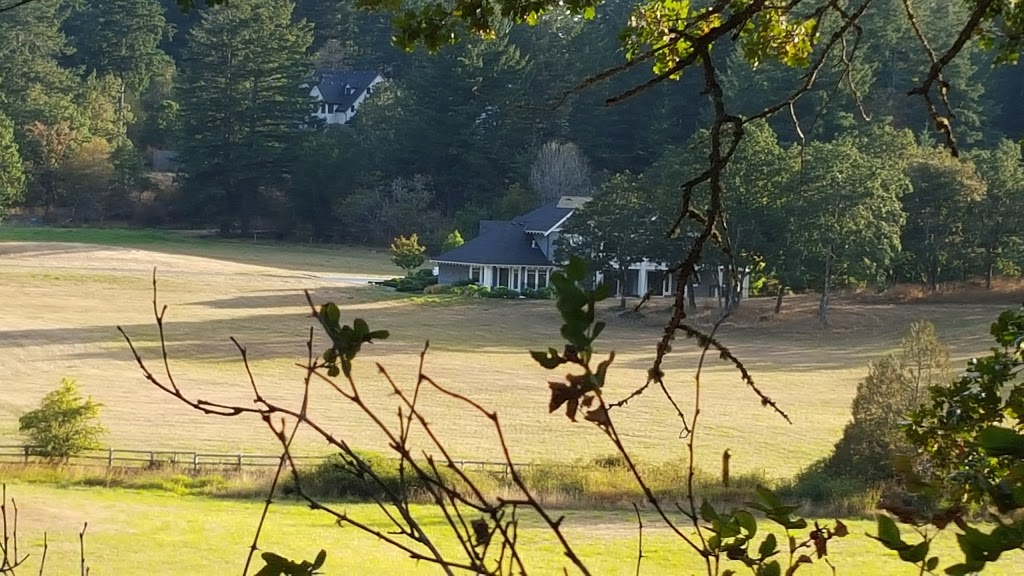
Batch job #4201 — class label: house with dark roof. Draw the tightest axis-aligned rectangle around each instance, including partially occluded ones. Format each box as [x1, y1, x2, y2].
[433, 196, 750, 300]
[309, 70, 384, 125]
[432, 196, 586, 291]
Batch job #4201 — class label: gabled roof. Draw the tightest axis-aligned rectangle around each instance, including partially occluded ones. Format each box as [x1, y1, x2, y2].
[513, 199, 575, 234]
[313, 70, 382, 108]
[434, 221, 553, 266]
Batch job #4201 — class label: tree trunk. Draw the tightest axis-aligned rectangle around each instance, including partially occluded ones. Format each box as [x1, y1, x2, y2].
[818, 257, 832, 327]
[774, 284, 785, 315]
[986, 254, 995, 289]
[619, 266, 627, 309]
[687, 274, 697, 311]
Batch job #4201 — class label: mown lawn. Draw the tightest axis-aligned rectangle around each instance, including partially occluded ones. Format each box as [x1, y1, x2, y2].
[6, 483, 1023, 575]
[0, 234, 1018, 481]
[0, 226, 396, 275]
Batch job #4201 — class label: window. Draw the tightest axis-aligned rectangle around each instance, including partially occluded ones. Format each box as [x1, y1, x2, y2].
[525, 268, 550, 290]
[469, 266, 482, 283]
[497, 267, 510, 288]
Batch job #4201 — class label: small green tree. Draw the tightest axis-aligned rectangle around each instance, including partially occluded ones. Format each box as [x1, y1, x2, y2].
[823, 321, 949, 483]
[18, 378, 106, 460]
[390, 234, 426, 275]
[441, 230, 464, 253]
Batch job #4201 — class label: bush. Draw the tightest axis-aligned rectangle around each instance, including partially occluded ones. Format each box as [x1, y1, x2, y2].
[18, 378, 106, 460]
[483, 287, 520, 299]
[422, 283, 447, 295]
[451, 284, 489, 297]
[376, 274, 438, 292]
[522, 287, 557, 300]
[293, 450, 467, 501]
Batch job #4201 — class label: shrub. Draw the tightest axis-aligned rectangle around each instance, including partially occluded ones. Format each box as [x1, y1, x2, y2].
[522, 287, 557, 300]
[422, 283, 447, 295]
[18, 378, 106, 460]
[483, 287, 520, 299]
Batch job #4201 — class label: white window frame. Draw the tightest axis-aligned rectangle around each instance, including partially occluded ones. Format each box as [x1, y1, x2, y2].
[469, 266, 482, 283]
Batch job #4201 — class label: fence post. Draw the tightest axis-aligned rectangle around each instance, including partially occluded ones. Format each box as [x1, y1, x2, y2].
[237, 454, 243, 471]
[108, 448, 114, 468]
[23, 445, 29, 464]
[149, 451, 156, 467]
[192, 452, 199, 473]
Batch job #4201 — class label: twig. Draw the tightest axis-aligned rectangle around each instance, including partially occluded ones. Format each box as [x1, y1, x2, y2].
[240, 329, 313, 576]
[79, 522, 88, 576]
[632, 502, 644, 576]
[37, 533, 47, 576]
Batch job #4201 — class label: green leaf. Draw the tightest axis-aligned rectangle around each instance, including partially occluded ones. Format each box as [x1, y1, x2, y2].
[312, 549, 327, 570]
[353, 318, 370, 337]
[758, 533, 778, 558]
[367, 330, 390, 340]
[926, 557, 939, 571]
[979, 426, 1024, 458]
[320, 302, 341, 328]
[899, 541, 929, 563]
[756, 560, 781, 576]
[735, 510, 757, 537]
[591, 320, 606, 342]
[700, 500, 719, 523]
[327, 365, 340, 378]
[875, 515, 904, 550]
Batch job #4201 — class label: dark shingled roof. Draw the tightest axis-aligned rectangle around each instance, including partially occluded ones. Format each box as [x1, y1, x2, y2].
[512, 199, 572, 233]
[314, 70, 381, 109]
[434, 221, 553, 266]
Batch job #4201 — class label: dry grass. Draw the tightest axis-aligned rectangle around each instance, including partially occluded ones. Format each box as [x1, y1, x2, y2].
[1, 238, 1019, 483]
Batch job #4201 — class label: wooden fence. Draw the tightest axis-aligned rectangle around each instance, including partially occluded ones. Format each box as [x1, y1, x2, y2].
[0, 445, 525, 476]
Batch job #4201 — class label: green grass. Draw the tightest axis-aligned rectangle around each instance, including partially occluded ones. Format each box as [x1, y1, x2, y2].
[0, 226, 396, 275]
[7, 483, 1024, 575]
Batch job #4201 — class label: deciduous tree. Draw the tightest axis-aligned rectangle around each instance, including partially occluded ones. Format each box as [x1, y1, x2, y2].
[558, 172, 657, 308]
[785, 139, 908, 326]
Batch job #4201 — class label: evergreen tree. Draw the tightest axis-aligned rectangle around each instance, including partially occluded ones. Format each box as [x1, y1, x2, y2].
[0, 113, 27, 221]
[65, 0, 172, 126]
[0, 0, 81, 139]
[177, 0, 315, 235]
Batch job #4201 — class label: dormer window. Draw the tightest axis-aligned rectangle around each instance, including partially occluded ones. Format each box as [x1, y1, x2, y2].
[531, 239, 537, 248]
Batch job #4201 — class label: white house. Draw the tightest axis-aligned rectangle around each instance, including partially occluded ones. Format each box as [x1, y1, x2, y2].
[309, 70, 384, 125]
[431, 196, 748, 300]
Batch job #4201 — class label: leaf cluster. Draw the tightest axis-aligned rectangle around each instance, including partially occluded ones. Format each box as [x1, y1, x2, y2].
[255, 549, 327, 576]
[701, 486, 847, 576]
[316, 302, 390, 378]
[529, 256, 614, 426]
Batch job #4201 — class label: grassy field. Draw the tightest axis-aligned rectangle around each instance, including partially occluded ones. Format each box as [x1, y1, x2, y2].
[0, 226, 397, 275]
[0, 230, 1018, 482]
[7, 482, 1024, 575]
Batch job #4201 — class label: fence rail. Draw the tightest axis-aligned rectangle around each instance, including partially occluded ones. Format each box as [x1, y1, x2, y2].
[0, 445, 528, 476]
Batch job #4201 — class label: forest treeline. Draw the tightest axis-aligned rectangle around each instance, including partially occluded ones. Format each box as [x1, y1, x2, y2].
[0, 0, 1023, 293]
